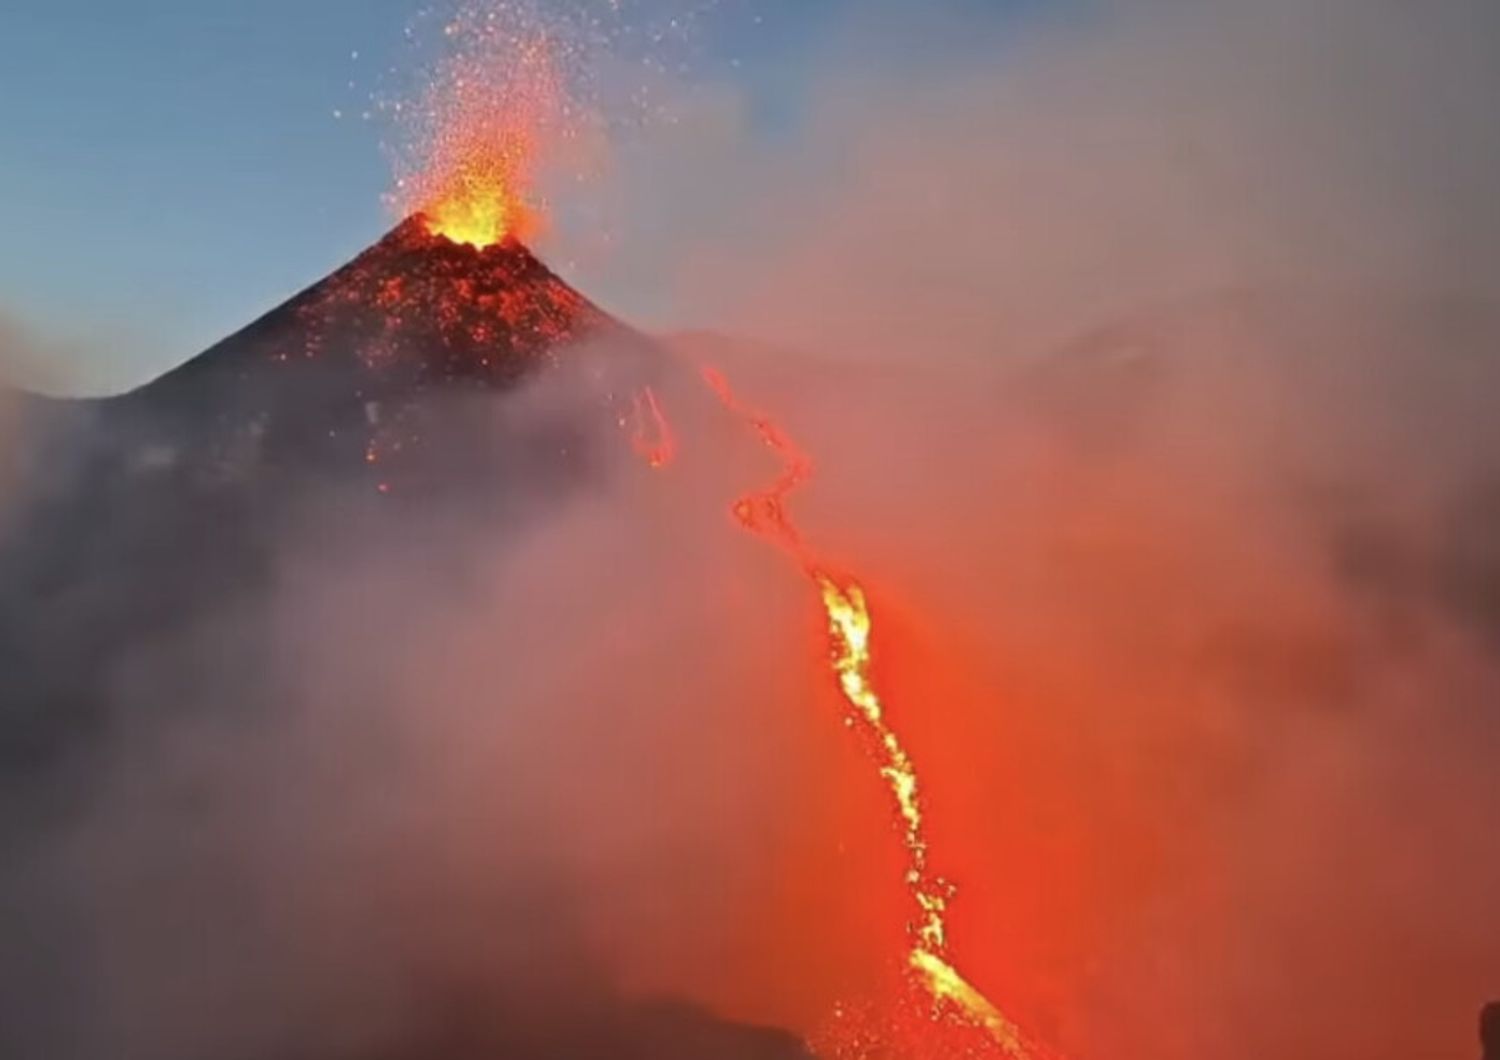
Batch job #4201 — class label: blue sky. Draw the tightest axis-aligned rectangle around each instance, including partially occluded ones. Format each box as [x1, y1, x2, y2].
[1, 1, 1048, 391]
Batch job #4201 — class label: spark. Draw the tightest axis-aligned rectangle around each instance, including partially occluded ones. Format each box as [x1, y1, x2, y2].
[389, 5, 572, 248]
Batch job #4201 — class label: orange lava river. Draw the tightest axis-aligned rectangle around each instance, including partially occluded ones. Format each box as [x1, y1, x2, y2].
[635, 370, 1057, 1060]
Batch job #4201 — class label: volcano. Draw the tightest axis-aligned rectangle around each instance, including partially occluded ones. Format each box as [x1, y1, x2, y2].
[0, 220, 665, 771]
[109, 216, 658, 488]
[155, 216, 618, 390]
[0, 222, 813, 1060]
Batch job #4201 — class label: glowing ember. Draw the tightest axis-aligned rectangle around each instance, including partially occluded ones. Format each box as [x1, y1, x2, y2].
[291, 219, 601, 377]
[259, 216, 616, 496]
[640, 369, 1056, 1059]
[392, 6, 572, 248]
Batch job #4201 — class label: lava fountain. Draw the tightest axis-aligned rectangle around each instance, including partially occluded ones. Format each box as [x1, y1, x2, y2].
[391, 7, 571, 249]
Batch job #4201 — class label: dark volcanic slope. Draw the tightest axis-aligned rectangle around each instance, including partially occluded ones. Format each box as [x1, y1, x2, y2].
[0, 219, 664, 774]
[114, 216, 653, 482]
[148, 217, 619, 394]
[0, 221, 816, 1060]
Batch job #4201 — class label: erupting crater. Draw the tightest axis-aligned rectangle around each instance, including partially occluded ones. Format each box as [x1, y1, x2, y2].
[418, 177, 537, 250]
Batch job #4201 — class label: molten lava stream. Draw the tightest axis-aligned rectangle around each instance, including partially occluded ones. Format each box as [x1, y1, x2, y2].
[632, 374, 1056, 1060]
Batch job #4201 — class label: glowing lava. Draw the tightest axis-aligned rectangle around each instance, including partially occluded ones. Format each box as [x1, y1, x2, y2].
[644, 369, 1056, 1059]
[421, 175, 530, 250]
[393, 8, 568, 249]
[812, 577, 1039, 1059]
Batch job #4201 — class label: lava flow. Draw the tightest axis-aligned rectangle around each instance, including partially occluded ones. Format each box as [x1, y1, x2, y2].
[642, 370, 1055, 1060]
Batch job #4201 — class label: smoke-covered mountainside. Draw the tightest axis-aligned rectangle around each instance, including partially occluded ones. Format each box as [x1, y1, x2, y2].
[0, 220, 665, 774]
[5, 258, 1499, 1059]
[0, 223, 809, 1060]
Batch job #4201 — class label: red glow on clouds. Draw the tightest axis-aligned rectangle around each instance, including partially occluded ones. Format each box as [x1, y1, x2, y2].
[634, 368, 1057, 1059]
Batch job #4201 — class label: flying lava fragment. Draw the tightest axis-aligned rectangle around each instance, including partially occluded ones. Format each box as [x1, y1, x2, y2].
[390, 5, 571, 249]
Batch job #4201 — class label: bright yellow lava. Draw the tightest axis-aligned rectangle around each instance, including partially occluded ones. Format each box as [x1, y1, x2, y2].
[911, 950, 1030, 1056]
[421, 166, 525, 249]
[821, 574, 1039, 1057]
[662, 367, 1056, 1059]
[395, 12, 557, 251]
[819, 575, 947, 951]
